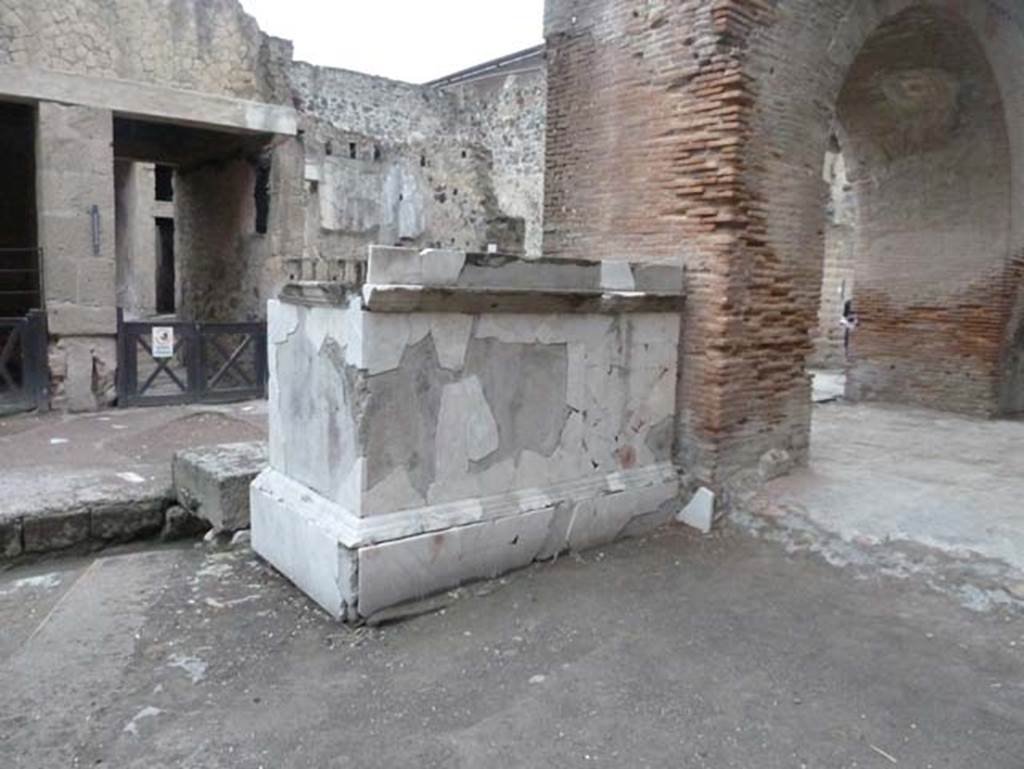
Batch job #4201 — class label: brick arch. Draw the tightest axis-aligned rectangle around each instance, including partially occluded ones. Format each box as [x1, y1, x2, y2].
[743, 0, 1024, 457]
[836, 6, 1012, 412]
[542, 0, 1024, 490]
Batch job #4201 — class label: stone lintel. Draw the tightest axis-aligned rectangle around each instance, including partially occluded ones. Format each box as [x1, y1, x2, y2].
[0, 65, 298, 136]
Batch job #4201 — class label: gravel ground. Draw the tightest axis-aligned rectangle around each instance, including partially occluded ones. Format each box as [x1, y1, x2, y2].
[1, 523, 1021, 768]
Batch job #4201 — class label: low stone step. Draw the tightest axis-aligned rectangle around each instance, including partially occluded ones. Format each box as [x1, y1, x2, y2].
[173, 442, 268, 532]
[1, 492, 176, 560]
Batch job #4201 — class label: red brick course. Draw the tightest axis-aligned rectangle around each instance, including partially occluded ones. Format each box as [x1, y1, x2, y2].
[544, 0, 1024, 489]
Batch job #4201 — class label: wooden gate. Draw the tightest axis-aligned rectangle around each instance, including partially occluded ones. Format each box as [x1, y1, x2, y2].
[0, 309, 49, 415]
[117, 313, 267, 407]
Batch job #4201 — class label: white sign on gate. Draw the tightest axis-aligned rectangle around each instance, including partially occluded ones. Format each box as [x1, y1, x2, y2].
[152, 327, 175, 358]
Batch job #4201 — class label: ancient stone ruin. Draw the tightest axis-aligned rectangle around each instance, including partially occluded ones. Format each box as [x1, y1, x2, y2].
[252, 246, 684, 619]
[3, 0, 1024, 616]
[0, 0, 545, 412]
[542, 0, 1024, 501]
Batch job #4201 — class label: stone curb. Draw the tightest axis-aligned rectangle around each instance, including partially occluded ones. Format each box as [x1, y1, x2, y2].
[0, 491, 194, 560]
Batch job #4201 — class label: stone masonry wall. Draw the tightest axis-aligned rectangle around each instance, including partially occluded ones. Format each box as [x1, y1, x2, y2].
[0, 0, 525, 325]
[1, 0, 296, 409]
[440, 65, 548, 257]
[37, 102, 118, 411]
[1, 0, 546, 411]
[173, 134, 306, 323]
[289, 57, 547, 268]
[544, 0, 1024, 488]
[175, 157, 263, 322]
[0, 0, 291, 103]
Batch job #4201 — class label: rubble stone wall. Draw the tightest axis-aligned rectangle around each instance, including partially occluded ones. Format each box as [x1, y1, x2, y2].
[290, 58, 547, 265]
[0, 0, 291, 102]
[440, 67, 548, 257]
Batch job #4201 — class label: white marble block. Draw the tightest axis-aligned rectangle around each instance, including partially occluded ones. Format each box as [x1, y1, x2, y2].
[252, 247, 686, 619]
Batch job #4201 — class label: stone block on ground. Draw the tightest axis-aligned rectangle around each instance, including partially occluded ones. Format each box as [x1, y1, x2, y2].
[173, 442, 268, 532]
[677, 487, 715, 534]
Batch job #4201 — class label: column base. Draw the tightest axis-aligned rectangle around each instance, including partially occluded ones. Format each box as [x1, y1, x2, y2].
[251, 466, 680, 620]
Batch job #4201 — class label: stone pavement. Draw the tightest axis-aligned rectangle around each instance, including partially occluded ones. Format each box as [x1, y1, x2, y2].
[0, 402, 266, 557]
[0, 526, 1021, 768]
[745, 400, 1024, 609]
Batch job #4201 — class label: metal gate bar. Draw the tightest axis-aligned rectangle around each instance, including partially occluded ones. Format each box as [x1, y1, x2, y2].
[0, 309, 49, 414]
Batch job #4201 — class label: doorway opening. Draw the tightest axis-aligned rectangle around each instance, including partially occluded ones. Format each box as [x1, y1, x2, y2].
[113, 117, 274, 324]
[112, 117, 274, 407]
[810, 6, 1012, 416]
[0, 101, 40, 318]
[155, 217, 175, 315]
[780, 6, 1024, 575]
[0, 100, 47, 415]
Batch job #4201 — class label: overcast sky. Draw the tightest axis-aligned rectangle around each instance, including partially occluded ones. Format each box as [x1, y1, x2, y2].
[239, 0, 545, 83]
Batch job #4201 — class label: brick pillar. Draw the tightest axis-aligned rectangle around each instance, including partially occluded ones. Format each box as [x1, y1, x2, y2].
[542, 0, 799, 493]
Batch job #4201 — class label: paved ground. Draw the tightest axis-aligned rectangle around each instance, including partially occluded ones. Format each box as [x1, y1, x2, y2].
[749, 397, 1024, 600]
[1, 527, 1021, 768]
[2, 382, 1022, 765]
[0, 401, 266, 525]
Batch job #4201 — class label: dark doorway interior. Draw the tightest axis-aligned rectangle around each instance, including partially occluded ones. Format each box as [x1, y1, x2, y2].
[113, 117, 274, 323]
[155, 164, 174, 202]
[155, 217, 175, 315]
[0, 101, 39, 318]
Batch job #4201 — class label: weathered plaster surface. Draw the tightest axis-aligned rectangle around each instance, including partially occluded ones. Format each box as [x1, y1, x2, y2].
[267, 300, 679, 517]
[253, 248, 685, 618]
